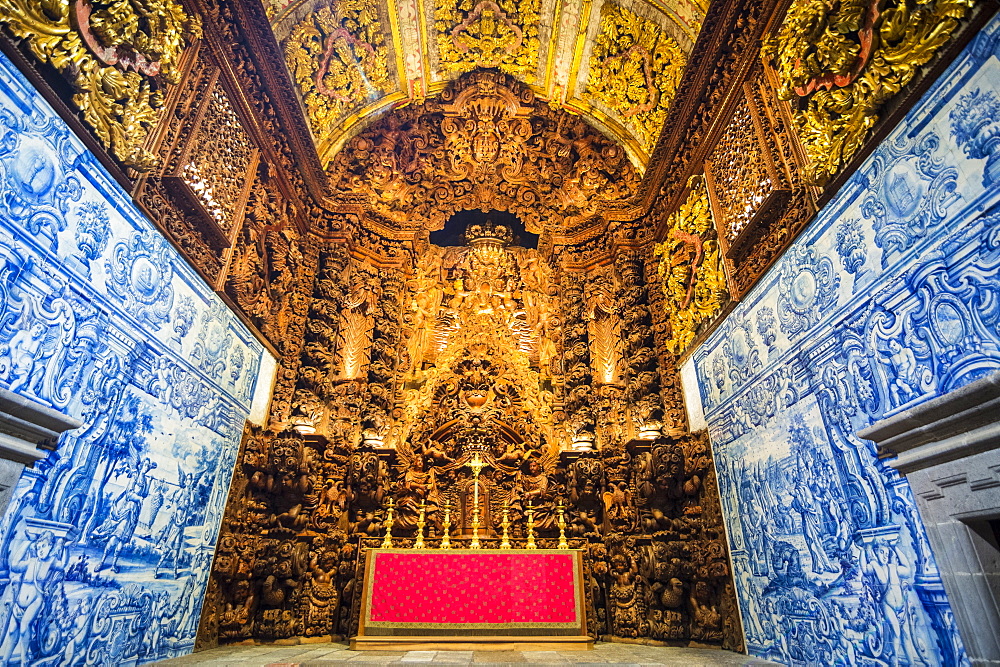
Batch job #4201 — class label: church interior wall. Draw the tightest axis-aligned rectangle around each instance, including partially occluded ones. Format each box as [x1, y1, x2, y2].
[0, 0, 995, 661]
[691, 13, 1000, 665]
[0, 49, 274, 665]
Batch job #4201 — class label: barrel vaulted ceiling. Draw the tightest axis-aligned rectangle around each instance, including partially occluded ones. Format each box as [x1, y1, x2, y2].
[264, 0, 706, 171]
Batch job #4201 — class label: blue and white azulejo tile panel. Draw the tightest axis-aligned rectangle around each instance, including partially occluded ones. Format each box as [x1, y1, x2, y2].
[0, 50, 272, 664]
[692, 13, 1000, 667]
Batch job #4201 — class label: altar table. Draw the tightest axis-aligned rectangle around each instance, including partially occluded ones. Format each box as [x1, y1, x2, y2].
[352, 548, 591, 650]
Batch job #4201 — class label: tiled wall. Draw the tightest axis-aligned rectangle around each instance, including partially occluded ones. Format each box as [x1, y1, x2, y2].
[691, 14, 1000, 666]
[0, 52, 272, 663]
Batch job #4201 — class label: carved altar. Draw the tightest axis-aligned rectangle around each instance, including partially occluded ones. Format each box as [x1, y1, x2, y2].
[352, 548, 590, 650]
[204, 205, 740, 650]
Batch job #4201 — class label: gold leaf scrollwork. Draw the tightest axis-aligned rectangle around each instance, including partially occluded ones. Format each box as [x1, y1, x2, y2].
[586, 2, 687, 153]
[0, 0, 200, 170]
[762, 0, 974, 185]
[285, 0, 391, 142]
[434, 0, 541, 82]
[653, 180, 728, 355]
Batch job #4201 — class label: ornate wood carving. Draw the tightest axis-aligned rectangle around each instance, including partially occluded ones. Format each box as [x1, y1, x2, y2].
[586, 2, 688, 155]
[284, 0, 393, 157]
[652, 177, 729, 356]
[0, 0, 200, 170]
[326, 70, 640, 236]
[434, 0, 541, 82]
[714, 67, 819, 298]
[161, 80, 260, 246]
[704, 93, 790, 260]
[201, 215, 742, 650]
[761, 0, 976, 186]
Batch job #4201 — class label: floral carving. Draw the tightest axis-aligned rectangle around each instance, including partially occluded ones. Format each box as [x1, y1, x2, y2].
[0, 0, 200, 169]
[762, 0, 975, 185]
[169, 84, 259, 238]
[653, 181, 729, 356]
[587, 2, 687, 153]
[435, 0, 540, 82]
[284, 1, 392, 153]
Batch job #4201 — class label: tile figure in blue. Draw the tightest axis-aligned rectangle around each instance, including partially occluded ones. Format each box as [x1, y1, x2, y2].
[0, 48, 269, 665]
[691, 13, 1000, 667]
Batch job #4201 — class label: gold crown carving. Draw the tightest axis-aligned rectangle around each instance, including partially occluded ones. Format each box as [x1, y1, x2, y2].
[463, 220, 514, 247]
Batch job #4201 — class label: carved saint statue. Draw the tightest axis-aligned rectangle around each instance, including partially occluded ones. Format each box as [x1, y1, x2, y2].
[396, 456, 439, 528]
[512, 457, 554, 530]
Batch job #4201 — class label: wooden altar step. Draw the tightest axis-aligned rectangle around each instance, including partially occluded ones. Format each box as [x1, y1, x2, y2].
[349, 635, 594, 651]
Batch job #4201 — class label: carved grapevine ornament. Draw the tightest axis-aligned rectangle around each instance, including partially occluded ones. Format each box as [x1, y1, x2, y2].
[0, 0, 200, 170]
[762, 0, 975, 185]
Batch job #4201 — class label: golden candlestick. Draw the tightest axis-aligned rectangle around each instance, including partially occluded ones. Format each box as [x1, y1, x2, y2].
[525, 501, 536, 549]
[441, 501, 452, 549]
[415, 499, 426, 549]
[467, 452, 486, 549]
[557, 500, 568, 549]
[381, 498, 395, 549]
[500, 500, 511, 549]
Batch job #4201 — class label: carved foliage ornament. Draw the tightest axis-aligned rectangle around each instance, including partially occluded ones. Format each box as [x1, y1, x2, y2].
[587, 2, 687, 153]
[653, 180, 728, 355]
[327, 70, 640, 234]
[762, 0, 975, 185]
[435, 0, 541, 82]
[285, 0, 391, 143]
[0, 0, 200, 170]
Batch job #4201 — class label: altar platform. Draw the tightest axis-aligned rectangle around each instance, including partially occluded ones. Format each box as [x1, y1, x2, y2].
[351, 548, 591, 651]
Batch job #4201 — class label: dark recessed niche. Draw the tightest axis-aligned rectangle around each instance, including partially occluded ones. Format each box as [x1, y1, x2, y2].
[430, 209, 538, 248]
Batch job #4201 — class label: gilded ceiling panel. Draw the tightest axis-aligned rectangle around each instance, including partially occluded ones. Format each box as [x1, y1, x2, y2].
[284, 0, 395, 158]
[269, 0, 707, 170]
[434, 0, 543, 83]
[583, 1, 687, 155]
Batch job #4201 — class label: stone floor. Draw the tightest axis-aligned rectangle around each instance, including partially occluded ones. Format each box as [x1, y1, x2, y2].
[154, 642, 779, 666]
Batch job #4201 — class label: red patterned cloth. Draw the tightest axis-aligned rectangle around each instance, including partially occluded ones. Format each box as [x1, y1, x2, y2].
[365, 550, 581, 628]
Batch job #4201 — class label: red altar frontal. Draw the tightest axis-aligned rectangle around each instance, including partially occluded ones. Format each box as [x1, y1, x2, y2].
[352, 549, 591, 651]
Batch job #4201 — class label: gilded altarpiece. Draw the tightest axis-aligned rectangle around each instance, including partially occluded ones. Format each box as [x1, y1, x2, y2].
[200, 212, 741, 650]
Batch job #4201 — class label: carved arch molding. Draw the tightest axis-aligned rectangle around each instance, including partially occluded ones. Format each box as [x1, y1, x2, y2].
[326, 69, 641, 243]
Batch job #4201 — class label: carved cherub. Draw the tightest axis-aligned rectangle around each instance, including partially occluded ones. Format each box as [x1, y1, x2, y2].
[496, 441, 526, 468]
